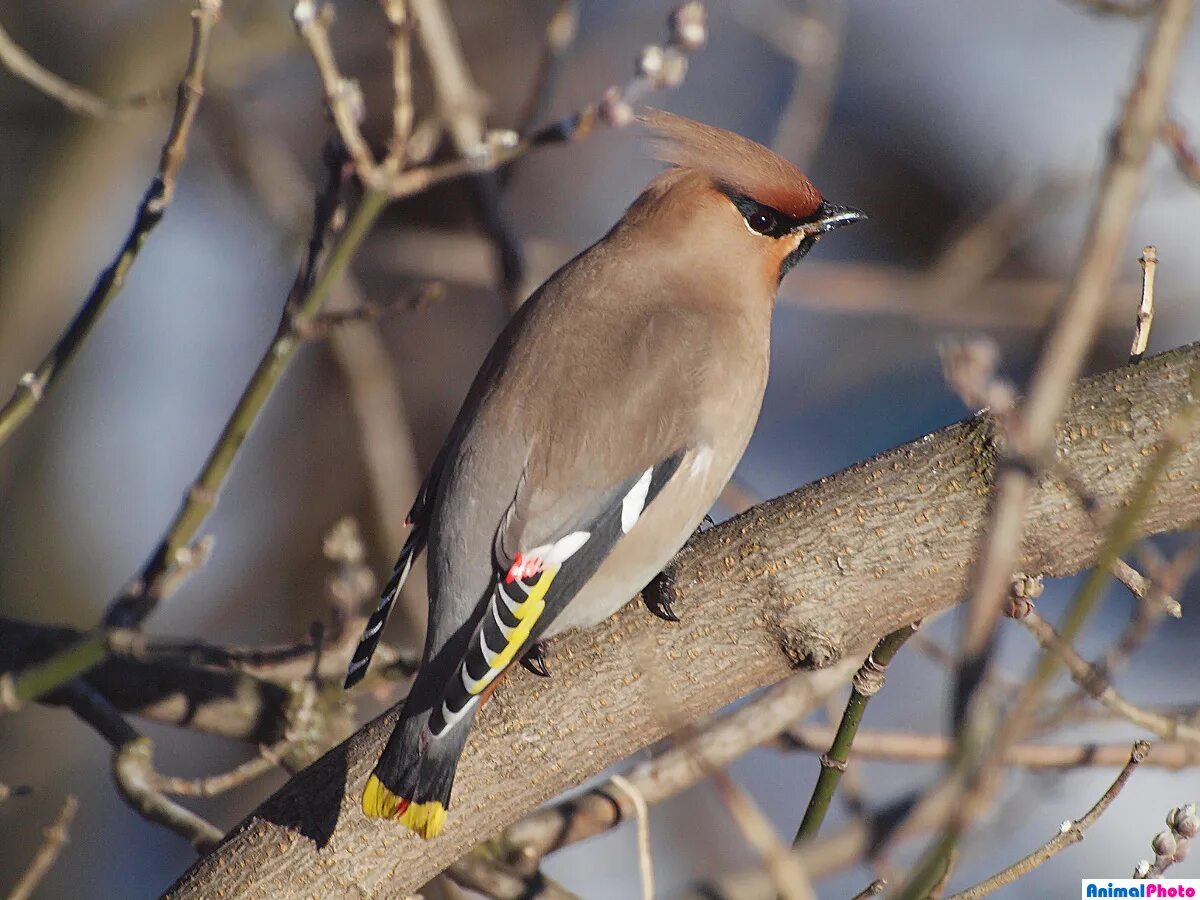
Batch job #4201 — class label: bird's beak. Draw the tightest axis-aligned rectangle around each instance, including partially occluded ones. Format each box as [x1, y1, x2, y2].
[800, 201, 867, 236]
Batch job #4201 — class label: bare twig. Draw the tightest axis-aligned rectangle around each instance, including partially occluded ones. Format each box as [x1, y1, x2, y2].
[8, 147, 391, 703]
[957, 0, 1193, 694]
[0, 0, 223, 448]
[292, 1, 379, 185]
[5, 795, 79, 900]
[410, 0, 530, 308]
[379, 0, 415, 163]
[850, 880, 887, 900]
[914, 4, 1196, 893]
[781, 725, 1200, 769]
[151, 748, 285, 799]
[57, 680, 225, 852]
[380, 231, 1142, 328]
[711, 771, 814, 900]
[114, 738, 225, 853]
[494, 658, 862, 874]
[795, 623, 919, 843]
[1130, 245, 1157, 361]
[947, 741, 1151, 899]
[1017, 607, 1200, 745]
[300, 282, 444, 337]
[1112, 557, 1182, 617]
[1162, 116, 1200, 184]
[0, 19, 167, 118]
[609, 774, 655, 900]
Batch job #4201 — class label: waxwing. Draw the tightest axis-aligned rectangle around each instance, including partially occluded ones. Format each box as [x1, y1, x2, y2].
[345, 110, 865, 838]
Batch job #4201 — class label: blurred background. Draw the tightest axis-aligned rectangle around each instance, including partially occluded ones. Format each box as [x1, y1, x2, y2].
[1, 0, 1198, 896]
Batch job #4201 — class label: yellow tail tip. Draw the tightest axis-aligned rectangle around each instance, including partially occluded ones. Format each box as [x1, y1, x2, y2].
[400, 799, 447, 839]
[361, 775, 446, 839]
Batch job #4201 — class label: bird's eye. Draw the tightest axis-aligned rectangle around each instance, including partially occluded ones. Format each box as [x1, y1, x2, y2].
[747, 209, 776, 235]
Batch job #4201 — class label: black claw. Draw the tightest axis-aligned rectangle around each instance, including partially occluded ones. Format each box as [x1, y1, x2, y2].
[520, 641, 551, 677]
[642, 569, 681, 623]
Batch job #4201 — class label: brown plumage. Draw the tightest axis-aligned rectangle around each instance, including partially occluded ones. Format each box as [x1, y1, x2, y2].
[346, 111, 865, 840]
[641, 109, 823, 219]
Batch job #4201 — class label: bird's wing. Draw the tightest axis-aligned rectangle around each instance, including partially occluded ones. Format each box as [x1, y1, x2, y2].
[422, 300, 723, 738]
[427, 446, 687, 739]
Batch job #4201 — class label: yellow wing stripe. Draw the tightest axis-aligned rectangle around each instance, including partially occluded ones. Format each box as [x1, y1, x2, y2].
[467, 565, 558, 695]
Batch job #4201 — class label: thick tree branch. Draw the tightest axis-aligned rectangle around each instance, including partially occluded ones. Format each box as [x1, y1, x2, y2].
[167, 343, 1200, 897]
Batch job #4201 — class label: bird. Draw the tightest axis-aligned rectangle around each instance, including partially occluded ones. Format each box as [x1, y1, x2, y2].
[343, 110, 865, 839]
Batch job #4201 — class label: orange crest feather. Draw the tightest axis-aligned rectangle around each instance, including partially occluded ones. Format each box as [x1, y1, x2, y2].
[640, 110, 822, 219]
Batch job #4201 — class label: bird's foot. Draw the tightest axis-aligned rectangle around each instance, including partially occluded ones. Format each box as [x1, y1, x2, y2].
[642, 569, 680, 623]
[520, 640, 551, 677]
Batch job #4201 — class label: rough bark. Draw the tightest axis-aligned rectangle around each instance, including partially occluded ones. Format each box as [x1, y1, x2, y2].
[167, 343, 1200, 898]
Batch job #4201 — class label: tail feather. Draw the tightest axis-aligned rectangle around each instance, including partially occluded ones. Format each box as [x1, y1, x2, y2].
[344, 526, 426, 689]
[363, 709, 474, 839]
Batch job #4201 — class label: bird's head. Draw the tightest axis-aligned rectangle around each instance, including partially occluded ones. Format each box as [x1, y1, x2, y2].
[631, 110, 864, 288]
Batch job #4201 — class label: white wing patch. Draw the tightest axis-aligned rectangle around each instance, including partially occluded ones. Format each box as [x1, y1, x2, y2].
[525, 530, 592, 566]
[689, 444, 714, 479]
[621, 468, 654, 533]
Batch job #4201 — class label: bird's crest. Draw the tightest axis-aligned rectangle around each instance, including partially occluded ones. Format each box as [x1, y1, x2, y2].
[641, 110, 822, 219]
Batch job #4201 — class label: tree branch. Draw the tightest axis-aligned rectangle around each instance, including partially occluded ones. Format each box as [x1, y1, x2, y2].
[0, 0, 222, 448]
[946, 741, 1151, 899]
[166, 343, 1200, 897]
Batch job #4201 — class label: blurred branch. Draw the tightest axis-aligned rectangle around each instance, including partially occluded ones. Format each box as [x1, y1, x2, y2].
[5, 794, 79, 900]
[1015, 605, 1200, 745]
[376, 230, 1142, 329]
[923, 2, 1196, 893]
[114, 738, 225, 853]
[166, 342, 1200, 894]
[377, 1, 706, 200]
[0, 617, 292, 742]
[486, 658, 861, 877]
[445, 855, 579, 900]
[151, 748, 284, 799]
[850, 880, 887, 900]
[781, 725, 1200, 769]
[946, 741, 1150, 900]
[794, 623, 919, 843]
[0, 19, 168, 118]
[678, 784, 962, 899]
[292, 1, 380, 184]
[206, 97, 430, 634]
[0, 0, 222, 449]
[6, 150, 388, 703]
[1063, 0, 1162, 15]
[710, 770, 814, 900]
[379, 0, 415, 163]
[411, 0, 528, 308]
[516, 0, 580, 135]
[956, 0, 1193, 676]
[734, 0, 846, 168]
[59, 680, 224, 853]
[1162, 116, 1200, 184]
